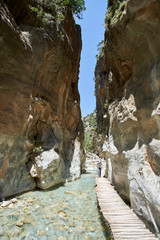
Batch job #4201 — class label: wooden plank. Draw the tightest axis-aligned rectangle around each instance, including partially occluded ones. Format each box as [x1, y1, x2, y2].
[95, 175, 158, 240]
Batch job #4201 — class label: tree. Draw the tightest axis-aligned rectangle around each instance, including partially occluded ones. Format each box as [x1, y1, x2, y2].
[57, 0, 86, 19]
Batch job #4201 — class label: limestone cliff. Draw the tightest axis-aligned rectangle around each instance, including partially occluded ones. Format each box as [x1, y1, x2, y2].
[0, 0, 85, 198]
[95, 0, 160, 234]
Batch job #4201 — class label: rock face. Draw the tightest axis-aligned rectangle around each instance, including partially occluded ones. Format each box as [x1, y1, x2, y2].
[95, 0, 160, 234]
[0, 0, 85, 197]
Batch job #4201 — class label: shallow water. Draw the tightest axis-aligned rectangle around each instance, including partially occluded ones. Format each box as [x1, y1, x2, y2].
[0, 170, 111, 240]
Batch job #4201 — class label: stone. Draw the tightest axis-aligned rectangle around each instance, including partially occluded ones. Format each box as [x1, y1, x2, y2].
[65, 191, 77, 196]
[58, 210, 67, 218]
[11, 198, 18, 203]
[26, 199, 33, 203]
[8, 203, 15, 209]
[30, 149, 61, 189]
[16, 221, 24, 227]
[1, 200, 11, 207]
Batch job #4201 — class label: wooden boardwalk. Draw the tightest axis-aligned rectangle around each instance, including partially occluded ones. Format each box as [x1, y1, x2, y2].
[96, 176, 158, 240]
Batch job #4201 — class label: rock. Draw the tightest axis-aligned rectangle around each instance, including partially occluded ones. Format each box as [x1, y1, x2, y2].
[58, 210, 67, 218]
[87, 226, 95, 232]
[1, 200, 11, 207]
[0, 0, 85, 198]
[65, 191, 77, 196]
[17, 201, 25, 207]
[36, 230, 46, 236]
[57, 237, 63, 240]
[30, 149, 61, 189]
[8, 203, 15, 209]
[16, 221, 24, 227]
[95, 0, 160, 232]
[25, 199, 33, 203]
[11, 198, 18, 203]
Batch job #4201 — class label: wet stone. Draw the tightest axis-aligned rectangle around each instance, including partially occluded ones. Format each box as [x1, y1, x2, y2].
[16, 221, 24, 227]
[1, 201, 11, 207]
[11, 198, 18, 203]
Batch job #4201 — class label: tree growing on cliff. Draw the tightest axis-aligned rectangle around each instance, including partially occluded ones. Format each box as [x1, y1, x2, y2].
[58, 0, 86, 18]
[44, 0, 85, 18]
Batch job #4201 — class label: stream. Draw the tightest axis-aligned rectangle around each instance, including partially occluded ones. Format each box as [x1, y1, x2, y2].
[0, 164, 111, 240]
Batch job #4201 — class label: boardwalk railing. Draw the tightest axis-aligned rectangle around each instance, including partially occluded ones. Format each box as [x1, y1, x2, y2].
[96, 175, 159, 240]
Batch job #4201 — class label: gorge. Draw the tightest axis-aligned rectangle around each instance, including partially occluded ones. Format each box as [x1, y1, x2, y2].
[1, 0, 160, 239]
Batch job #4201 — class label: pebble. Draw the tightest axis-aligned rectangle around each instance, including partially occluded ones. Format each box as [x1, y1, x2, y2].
[8, 203, 15, 209]
[58, 210, 67, 218]
[57, 237, 63, 240]
[11, 198, 18, 203]
[1, 201, 11, 207]
[16, 221, 24, 227]
[36, 230, 46, 236]
[65, 191, 77, 196]
[26, 199, 34, 203]
[17, 201, 25, 207]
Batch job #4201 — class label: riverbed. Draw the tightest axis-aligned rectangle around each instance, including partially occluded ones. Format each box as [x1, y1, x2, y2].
[0, 168, 111, 240]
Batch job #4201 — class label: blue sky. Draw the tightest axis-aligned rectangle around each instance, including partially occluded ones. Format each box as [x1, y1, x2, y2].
[76, 0, 107, 117]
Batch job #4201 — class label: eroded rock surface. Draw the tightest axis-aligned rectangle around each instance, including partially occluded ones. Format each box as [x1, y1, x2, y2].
[0, 0, 85, 197]
[95, 0, 160, 234]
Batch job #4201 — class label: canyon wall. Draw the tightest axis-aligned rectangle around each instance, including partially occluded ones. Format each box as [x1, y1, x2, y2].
[0, 0, 85, 198]
[95, 0, 160, 234]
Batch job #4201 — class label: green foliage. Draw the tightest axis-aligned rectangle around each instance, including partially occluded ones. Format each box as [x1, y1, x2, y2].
[96, 40, 104, 60]
[59, 0, 86, 19]
[84, 133, 94, 153]
[32, 146, 43, 154]
[29, 6, 44, 18]
[37, 0, 86, 20]
[83, 110, 97, 153]
[105, 0, 127, 27]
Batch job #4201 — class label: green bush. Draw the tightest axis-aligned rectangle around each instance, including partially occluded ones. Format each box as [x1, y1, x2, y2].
[32, 146, 43, 154]
[29, 0, 85, 25]
[96, 40, 105, 61]
[40, 0, 86, 19]
[105, 0, 127, 26]
[59, 0, 86, 19]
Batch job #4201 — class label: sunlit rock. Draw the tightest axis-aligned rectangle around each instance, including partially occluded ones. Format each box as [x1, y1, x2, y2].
[95, 0, 160, 232]
[0, 0, 85, 197]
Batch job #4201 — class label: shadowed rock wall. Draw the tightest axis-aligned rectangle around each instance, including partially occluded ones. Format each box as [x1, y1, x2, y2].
[95, 0, 160, 234]
[0, 0, 85, 197]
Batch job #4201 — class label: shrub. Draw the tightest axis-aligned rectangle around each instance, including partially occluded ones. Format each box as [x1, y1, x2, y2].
[105, 0, 127, 27]
[42, 0, 86, 19]
[96, 40, 105, 61]
[32, 146, 43, 154]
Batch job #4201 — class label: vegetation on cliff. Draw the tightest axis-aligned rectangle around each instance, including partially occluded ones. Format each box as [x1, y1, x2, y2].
[105, 0, 127, 26]
[83, 111, 103, 154]
[59, 0, 86, 18]
[29, 0, 86, 21]
[83, 111, 97, 153]
[96, 40, 105, 61]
